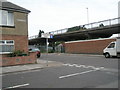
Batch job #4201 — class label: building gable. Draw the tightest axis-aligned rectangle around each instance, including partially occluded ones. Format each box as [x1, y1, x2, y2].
[0, 0, 30, 13]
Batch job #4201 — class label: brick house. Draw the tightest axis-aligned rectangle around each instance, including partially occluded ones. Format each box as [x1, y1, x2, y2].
[0, 0, 30, 54]
[0, 1, 37, 66]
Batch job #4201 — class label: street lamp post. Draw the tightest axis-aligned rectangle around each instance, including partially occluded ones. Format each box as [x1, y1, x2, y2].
[86, 7, 89, 24]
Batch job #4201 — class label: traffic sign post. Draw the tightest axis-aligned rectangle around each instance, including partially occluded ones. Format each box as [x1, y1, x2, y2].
[46, 38, 48, 53]
[41, 33, 53, 66]
[50, 34, 53, 39]
[41, 33, 51, 53]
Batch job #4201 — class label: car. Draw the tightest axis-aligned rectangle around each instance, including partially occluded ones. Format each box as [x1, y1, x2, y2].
[29, 48, 41, 58]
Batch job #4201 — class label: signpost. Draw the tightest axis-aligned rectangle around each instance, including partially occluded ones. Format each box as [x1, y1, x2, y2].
[41, 33, 53, 53]
[41, 33, 53, 66]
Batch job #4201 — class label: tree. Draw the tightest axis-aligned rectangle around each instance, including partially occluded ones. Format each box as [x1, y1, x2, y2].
[38, 30, 44, 37]
[99, 23, 104, 27]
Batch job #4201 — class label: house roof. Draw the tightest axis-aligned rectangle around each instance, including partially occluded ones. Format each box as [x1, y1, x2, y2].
[0, 0, 30, 13]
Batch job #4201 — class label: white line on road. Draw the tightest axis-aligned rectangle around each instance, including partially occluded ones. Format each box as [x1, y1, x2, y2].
[4, 83, 29, 89]
[63, 63, 105, 70]
[59, 67, 103, 79]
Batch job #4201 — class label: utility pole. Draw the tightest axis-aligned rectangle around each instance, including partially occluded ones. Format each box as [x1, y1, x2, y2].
[86, 7, 89, 24]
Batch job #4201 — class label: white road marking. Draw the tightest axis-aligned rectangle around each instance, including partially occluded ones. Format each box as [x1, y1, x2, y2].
[4, 83, 29, 89]
[1, 69, 43, 76]
[59, 68, 103, 79]
[63, 63, 105, 70]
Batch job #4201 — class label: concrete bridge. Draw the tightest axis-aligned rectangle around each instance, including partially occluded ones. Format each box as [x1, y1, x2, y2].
[29, 17, 120, 45]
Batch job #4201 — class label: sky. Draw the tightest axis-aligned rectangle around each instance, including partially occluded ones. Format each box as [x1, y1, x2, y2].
[8, 0, 120, 37]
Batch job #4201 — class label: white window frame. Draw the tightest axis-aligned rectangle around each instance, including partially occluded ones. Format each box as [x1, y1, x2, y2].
[0, 10, 14, 26]
[0, 40, 15, 54]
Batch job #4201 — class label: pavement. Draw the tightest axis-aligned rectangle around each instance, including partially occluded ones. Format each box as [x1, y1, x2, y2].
[0, 59, 63, 75]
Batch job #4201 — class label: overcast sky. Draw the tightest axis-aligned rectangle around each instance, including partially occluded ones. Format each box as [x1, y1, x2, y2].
[8, 0, 119, 37]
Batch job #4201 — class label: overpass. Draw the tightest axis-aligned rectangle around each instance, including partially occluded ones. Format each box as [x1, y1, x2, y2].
[29, 17, 120, 45]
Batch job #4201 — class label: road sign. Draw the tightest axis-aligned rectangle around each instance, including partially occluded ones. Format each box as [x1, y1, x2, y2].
[41, 33, 50, 38]
[50, 34, 53, 39]
[41, 33, 53, 39]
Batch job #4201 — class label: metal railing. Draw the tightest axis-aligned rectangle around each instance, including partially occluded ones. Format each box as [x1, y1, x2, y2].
[29, 35, 38, 40]
[29, 17, 120, 40]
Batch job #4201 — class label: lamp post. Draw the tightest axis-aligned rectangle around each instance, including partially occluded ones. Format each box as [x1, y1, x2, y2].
[86, 7, 89, 24]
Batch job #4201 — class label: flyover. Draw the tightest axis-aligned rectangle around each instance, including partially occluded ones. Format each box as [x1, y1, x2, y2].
[29, 17, 120, 45]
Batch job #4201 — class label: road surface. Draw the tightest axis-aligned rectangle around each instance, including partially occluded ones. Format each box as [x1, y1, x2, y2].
[2, 53, 119, 89]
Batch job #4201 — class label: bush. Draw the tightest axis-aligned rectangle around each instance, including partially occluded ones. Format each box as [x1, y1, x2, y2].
[48, 49, 54, 53]
[67, 25, 86, 32]
[7, 50, 28, 57]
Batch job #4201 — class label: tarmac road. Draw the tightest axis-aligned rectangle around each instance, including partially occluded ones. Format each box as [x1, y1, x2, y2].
[40, 53, 118, 69]
[2, 53, 119, 89]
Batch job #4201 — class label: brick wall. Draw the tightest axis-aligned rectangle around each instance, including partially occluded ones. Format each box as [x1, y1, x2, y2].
[0, 35, 38, 66]
[2, 35, 28, 53]
[0, 52, 37, 66]
[65, 38, 116, 54]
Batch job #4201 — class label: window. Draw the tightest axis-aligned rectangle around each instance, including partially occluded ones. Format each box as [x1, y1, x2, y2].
[0, 40, 14, 53]
[0, 10, 14, 26]
[6, 40, 14, 44]
[108, 43, 115, 48]
[0, 40, 5, 44]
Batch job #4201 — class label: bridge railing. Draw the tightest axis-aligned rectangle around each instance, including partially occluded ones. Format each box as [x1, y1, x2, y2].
[50, 17, 120, 35]
[29, 35, 38, 40]
[29, 17, 120, 39]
